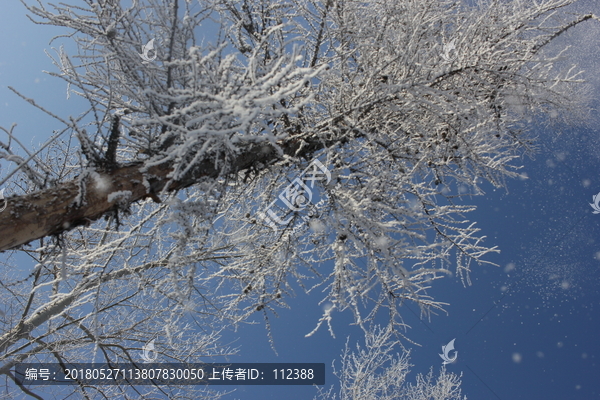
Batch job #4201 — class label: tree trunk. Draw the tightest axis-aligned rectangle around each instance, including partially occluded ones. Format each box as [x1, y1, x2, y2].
[0, 139, 320, 251]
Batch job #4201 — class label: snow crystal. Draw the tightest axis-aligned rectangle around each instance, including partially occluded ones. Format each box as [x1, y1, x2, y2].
[309, 219, 326, 233]
[374, 236, 389, 249]
[322, 302, 334, 312]
[91, 171, 111, 193]
[107, 190, 132, 203]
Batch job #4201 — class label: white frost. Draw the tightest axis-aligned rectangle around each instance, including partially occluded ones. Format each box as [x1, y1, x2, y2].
[107, 190, 132, 203]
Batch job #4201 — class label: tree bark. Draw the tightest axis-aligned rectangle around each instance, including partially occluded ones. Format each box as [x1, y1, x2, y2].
[0, 138, 321, 251]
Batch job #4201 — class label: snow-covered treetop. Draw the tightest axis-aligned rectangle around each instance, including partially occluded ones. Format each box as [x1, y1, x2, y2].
[0, 1, 596, 397]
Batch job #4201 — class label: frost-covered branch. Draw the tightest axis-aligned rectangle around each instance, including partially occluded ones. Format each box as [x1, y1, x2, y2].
[314, 325, 466, 400]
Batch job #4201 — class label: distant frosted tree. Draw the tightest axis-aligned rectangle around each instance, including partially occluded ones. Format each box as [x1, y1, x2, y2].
[0, 0, 596, 398]
[315, 325, 466, 400]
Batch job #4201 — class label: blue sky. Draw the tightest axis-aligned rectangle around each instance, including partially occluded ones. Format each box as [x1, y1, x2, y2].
[2, 1, 600, 399]
[221, 122, 600, 400]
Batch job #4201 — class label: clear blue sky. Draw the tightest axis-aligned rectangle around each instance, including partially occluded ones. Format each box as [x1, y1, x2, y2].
[2, 2, 600, 399]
